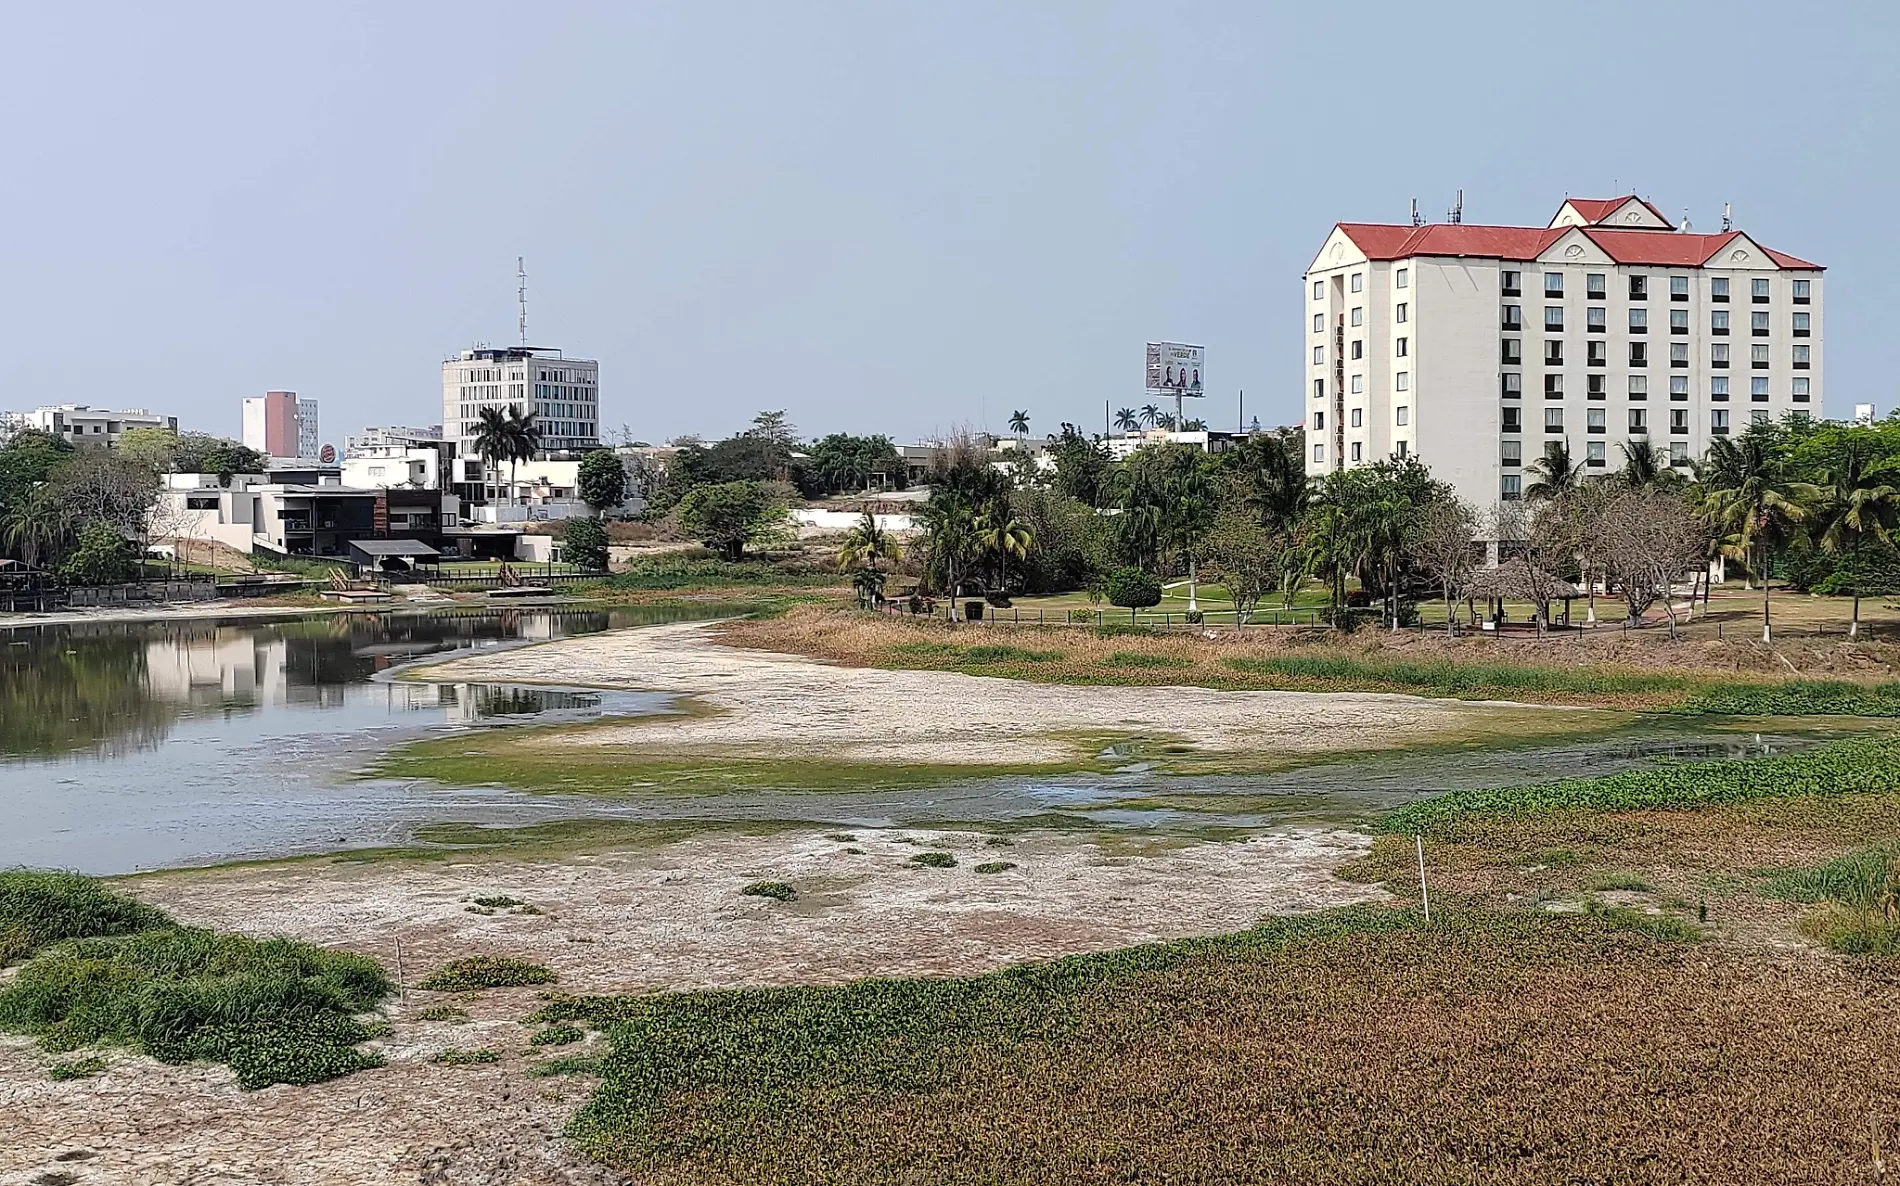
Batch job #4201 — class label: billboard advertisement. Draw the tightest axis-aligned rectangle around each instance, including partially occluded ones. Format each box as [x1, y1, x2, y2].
[1145, 342, 1206, 396]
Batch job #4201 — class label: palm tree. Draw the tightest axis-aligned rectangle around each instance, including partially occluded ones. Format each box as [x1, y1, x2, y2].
[918, 492, 980, 622]
[836, 511, 903, 607]
[976, 510, 1033, 598]
[1, 495, 69, 570]
[1813, 444, 1900, 638]
[1616, 438, 1671, 489]
[1525, 440, 1584, 502]
[1157, 412, 1177, 431]
[1114, 408, 1140, 434]
[1007, 410, 1030, 441]
[1183, 418, 1207, 431]
[1139, 404, 1161, 430]
[1700, 433, 1819, 642]
[472, 404, 543, 505]
[1231, 432, 1308, 532]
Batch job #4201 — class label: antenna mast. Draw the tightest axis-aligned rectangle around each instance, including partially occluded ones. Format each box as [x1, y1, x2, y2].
[517, 256, 528, 345]
[1448, 189, 1463, 225]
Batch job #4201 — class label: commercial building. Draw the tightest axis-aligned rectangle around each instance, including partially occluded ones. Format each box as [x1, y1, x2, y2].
[344, 425, 442, 456]
[241, 391, 320, 459]
[441, 346, 599, 459]
[0, 404, 176, 446]
[1303, 195, 1823, 512]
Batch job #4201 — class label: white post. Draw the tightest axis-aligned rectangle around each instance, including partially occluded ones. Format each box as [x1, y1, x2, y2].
[1186, 555, 1199, 616]
[1415, 835, 1430, 922]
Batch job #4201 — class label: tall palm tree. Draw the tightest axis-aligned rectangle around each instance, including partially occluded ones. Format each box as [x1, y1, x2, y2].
[506, 406, 542, 496]
[473, 405, 542, 505]
[1616, 438, 1671, 489]
[1232, 432, 1308, 531]
[1139, 404, 1161, 430]
[1699, 434, 1819, 642]
[1157, 412, 1177, 431]
[919, 491, 980, 622]
[836, 511, 903, 607]
[1007, 410, 1030, 440]
[1114, 408, 1140, 434]
[1525, 440, 1584, 502]
[1, 495, 69, 570]
[1814, 444, 1900, 638]
[976, 510, 1033, 598]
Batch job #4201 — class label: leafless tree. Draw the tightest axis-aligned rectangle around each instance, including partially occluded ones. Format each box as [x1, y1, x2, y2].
[1592, 487, 1707, 638]
[1490, 501, 1582, 634]
[1408, 497, 1480, 636]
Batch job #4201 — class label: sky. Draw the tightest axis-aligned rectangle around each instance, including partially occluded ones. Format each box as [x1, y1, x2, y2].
[2, 1, 1894, 448]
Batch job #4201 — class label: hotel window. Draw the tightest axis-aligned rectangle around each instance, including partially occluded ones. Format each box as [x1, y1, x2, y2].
[1502, 372, 1522, 397]
[1314, 378, 1325, 400]
[1396, 302, 1408, 323]
[1629, 274, 1648, 300]
[1712, 277, 1729, 302]
[1396, 267, 1409, 288]
[1313, 313, 1324, 333]
[1752, 344, 1769, 368]
[1793, 345, 1811, 368]
[1752, 311, 1770, 336]
[1503, 406, 1523, 432]
[1502, 440, 1521, 465]
[1396, 406, 1409, 426]
[1314, 346, 1324, 365]
[1350, 407, 1363, 427]
[1587, 440, 1607, 465]
[1630, 408, 1649, 433]
[1712, 310, 1729, 334]
[1793, 312, 1810, 337]
[1587, 374, 1607, 399]
[1752, 410, 1771, 425]
[1545, 374, 1564, 397]
[1395, 336, 1409, 356]
[1351, 340, 1364, 360]
[1546, 340, 1565, 365]
[1351, 307, 1364, 326]
[1351, 272, 1363, 292]
[1712, 409, 1730, 434]
[1670, 275, 1689, 301]
[1396, 371, 1410, 391]
[1751, 377, 1770, 400]
[1502, 304, 1523, 329]
[1670, 376, 1689, 400]
[1545, 407, 1565, 432]
[1753, 277, 1770, 302]
[1792, 279, 1811, 303]
[1587, 273, 1607, 298]
[1793, 377, 1811, 402]
[1545, 272, 1564, 297]
[1671, 441, 1689, 463]
[1671, 309, 1689, 334]
[1313, 280, 1324, 300]
[1587, 408, 1606, 434]
[1629, 376, 1648, 400]
[1587, 307, 1607, 332]
[1313, 411, 1325, 431]
[1502, 339, 1522, 364]
[1629, 342, 1648, 367]
[1587, 340, 1607, 366]
[1313, 443, 1325, 462]
[1350, 442, 1363, 462]
[1545, 306, 1564, 331]
[1351, 374, 1365, 393]
[1671, 342, 1689, 367]
[1712, 343, 1729, 368]
[1671, 409, 1689, 434]
[1501, 270, 1522, 295]
[1712, 377, 1729, 401]
[1502, 474, 1523, 500]
[1629, 308, 1648, 334]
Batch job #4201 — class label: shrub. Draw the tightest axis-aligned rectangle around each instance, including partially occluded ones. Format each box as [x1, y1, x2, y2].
[418, 956, 557, 992]
[472, 895, 525, 909]
[1345, 588, 1373, 608]
[532, 1024, 586, 1046]
[961, 645, 1063, 663]
[563, 516, 610, 571]
[48, 1055, 106, 1081]
[417, 1005, 470, 1023]
[974, 862, 1017, 875]
[57, 521, 137, 587]
[1184, 609, 1203, 624]
[430, 1048, 500, 1065]
[0, 871, 172, 966]
[741, 882, 797, 902]
[912, 852, 957, 869]
[1106, 568, 1162, 609]
[1068, 608, 1097, 624]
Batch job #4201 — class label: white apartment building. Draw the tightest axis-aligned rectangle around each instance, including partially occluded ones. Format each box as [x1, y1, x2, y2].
[1303, 195, 1823, 513]
[345, 425, 442, 456]
[0, 404, 177, 446]
[441, 346, 600, 459]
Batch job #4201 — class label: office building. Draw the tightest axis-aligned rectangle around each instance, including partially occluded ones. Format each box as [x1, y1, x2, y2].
[242, 391, 320, 459]
[344, 425, 442, 456]
[441, 346, 599, 460]
[1302, 195, 1823, 512]
[0, 404, 176, 446]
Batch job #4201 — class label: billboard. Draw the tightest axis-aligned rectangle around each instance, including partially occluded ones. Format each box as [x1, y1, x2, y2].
[1145, 342, 1206, 396]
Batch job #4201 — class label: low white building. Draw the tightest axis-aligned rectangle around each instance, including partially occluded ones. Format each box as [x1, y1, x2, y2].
[1103, 428, 1240, 461]
[345, 425, 441, 456]
[1, 404, 176, 446]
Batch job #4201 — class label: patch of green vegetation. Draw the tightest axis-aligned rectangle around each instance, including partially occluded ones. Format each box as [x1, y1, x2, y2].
[430, 1047, 500, 1065]
[1382, 735, 1900, 837]
[1582, 871, 1656, 893]
[472, 895, 525, 908]
[532, 1024, 585, 1046]
[1222, 654, 1693, 703]
[1761, 843, 1900, 956]
[1584, 902, 1703, 943]
[47, 1055, 106, 1081]
[417, 1005, 470, 1024]
[824, 833, 859, 843]
[419, 956, 556, 992]
[911, 852, 957, 869]
[983, 836, 1015, 847]
[0, 870, 171, 966]
[590, 560, 844, 592]
[741, 881, 797, 902]
[960, 644, 1065, 663]
[973, 861, 1017, 874]
[1679, 680, 1900, 718]
[528, 1055, 603, 1078]
[1106, 651, 1194, 669]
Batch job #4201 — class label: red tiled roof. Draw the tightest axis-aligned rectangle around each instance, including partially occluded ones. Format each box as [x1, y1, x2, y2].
[1558, 195, 1674, 228]
[1334, 222, 1823, 270]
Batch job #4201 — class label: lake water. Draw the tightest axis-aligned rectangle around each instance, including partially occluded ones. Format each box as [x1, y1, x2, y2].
[0, 608, 1866, 874]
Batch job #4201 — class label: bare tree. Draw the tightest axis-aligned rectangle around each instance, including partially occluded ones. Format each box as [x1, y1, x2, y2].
[1408, 497, 1481, 636]
[1593, 487, 1707, 638]
[1489, 501, 1582, 635]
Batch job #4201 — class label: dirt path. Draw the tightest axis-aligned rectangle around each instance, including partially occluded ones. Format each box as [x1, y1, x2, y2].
[410, 620, 1571, 768]
[2, 826, 1378, 1185]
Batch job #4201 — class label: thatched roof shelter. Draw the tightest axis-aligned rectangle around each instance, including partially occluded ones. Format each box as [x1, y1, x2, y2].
[1463, 558, 1580, 602]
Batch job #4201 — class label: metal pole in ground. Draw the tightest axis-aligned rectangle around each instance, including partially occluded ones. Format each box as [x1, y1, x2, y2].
[1415, 836, 1431, 922]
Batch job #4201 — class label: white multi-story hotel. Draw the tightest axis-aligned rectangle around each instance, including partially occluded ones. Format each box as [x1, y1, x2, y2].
[1303, 195, 1824, 510]
[441, 345, 600, 459]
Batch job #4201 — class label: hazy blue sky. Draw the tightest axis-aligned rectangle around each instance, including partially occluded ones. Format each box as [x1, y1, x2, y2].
[2, 2, 1893, 446]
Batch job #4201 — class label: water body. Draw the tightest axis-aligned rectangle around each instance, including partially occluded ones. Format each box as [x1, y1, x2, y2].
[0, 608, 1870, 874]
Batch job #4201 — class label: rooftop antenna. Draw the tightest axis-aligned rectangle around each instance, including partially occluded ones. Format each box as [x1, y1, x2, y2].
[1721, 202, 1733, 232]
[516, 256, 528, 345]
[1410, 197, 1423, 227]
[1448, 189, 1463, 225]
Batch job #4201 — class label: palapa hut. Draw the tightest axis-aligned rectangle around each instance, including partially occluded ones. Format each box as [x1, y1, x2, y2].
[1463, 558, 1581, 630]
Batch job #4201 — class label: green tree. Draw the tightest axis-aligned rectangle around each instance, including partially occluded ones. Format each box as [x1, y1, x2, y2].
[1139, 404, 1160, 430]
[57, 521, 136, 586]
[473, 405, 541, 504]
[577, 449, 628, 513]
[562, 515, 609, 570]
[1106, 567, 1161, 609]
[1699, 430, 1820, 642]
[1812, 442, 1900, 637]
[1113, 408, 1139, 433]
[1007, 410, 1030, 440]
[117, 427, 181, 473]
[836, 511, 903, 607]
[1203, 512, 1288, 626]
[1045, 424, 1110, 507]
[976, 509, 1033, 598]
[1525, 439, 1584, 502]
[676, 481, 770, 561]
[918, 490, 981, 621]
[1615, 438, 1677, 489]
